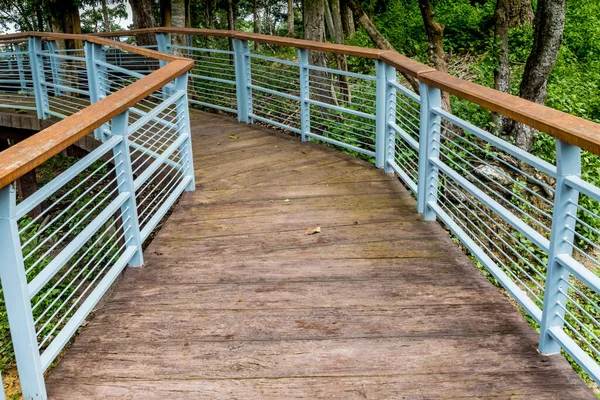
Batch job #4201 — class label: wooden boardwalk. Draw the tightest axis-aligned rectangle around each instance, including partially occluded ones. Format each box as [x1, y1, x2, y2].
[46, 112, 594, 398]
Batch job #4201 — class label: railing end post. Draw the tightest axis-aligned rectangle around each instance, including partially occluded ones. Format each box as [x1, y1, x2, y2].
[233, 38, 252, 124]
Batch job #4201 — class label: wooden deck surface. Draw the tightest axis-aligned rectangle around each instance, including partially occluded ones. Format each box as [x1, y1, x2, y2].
[45, 112, 594, 398]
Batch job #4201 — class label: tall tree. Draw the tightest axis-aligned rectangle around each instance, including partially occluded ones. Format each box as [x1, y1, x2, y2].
[492, 0, 533, 132]
[506, 0, 566, 151]
[340, 0, 355, 37]
[172, 0, 186, 50]
[346, 0, 419, 93]
[47, 0, 82, 49]
[129, 0, 157, 46]
[287, 0, 294, 36]
[100, 0, 111, 32]
[418, 0, 450, 110]
[161, 0, 172, 26]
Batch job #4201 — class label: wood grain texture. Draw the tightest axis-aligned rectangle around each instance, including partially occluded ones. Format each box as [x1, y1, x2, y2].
[44, 112, 594, 399]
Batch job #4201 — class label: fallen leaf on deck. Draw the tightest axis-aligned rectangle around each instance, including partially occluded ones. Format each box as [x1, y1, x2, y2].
[304, 226, 321, 235]
[229, 135, 239, 139]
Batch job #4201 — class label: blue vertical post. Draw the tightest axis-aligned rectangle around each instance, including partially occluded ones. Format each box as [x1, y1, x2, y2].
[110, 112, 145, 266]
[298, 48, 310, 142]
[155, 33, 172, 100]
[28, 36, 48, 120]
[539, 139, 581, 354]
[416, 82, 441, 220]
[14, 43, 27, 93]
[374, 60, 387, 168]
[175, 73, 196, 191]
[0, 372, 5, 400]
[0, 185, 47, 399]
[383, 64, 397, 173]
[84, 41, 108, 141]
[156, 32, 171, 64]
[46, 40, 62, 97]
[233, 39, 252, 123]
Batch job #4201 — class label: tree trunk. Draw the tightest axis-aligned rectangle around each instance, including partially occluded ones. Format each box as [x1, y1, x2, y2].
[227, 0, 236, 53]
[492, 0, 510, 133]
[304, 0, 332, 105]
[48, 1, 82, 49]
[418, 0, 450, 111]
[172, 0, 186, 52]
[130, 0, 157, 46]
[185, 0, 191, 28]
[329, 0, 349, 101]
[204, 0, 214, 48]
[506, 0, 566, 151]
[508, 0, 534, 26]
[161, 0, 172, 26]
[288, 0, 295, 37]
[100, 0, 111, 32]
[346, 0, 419, 93]
[254, 0, 260, 49]
[324, 0, 335, 39]
[341, 0, 355, 37]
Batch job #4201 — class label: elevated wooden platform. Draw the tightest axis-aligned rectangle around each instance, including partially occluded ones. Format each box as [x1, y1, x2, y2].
[45, 112, 594, 398]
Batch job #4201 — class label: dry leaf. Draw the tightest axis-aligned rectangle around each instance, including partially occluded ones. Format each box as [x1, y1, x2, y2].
[229, 135, 239, 139]
[304, 226, 321, 235]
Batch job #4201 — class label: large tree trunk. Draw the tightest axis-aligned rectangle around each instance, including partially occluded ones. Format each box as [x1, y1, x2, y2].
[418, 0, 450, 111]
[130, 0, 157, 46]
[304, 0, 332, 105]
[100, 0, 111, 32]
[171, 0, 186, 52]
[341, 0, 355, 37]
[346, 0, 419, 93]
[506, 0, 565, 151]
[288, 0, 294, 36]
[48, 1, 82, 49]
[161, 0, 172, 26]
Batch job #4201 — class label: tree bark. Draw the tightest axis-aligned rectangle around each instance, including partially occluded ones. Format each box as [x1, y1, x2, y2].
[100, 0, 111, 32]
[254, 0, 260, 49]
[346, 0, 419, 93]
[304, 0, 333, 105]
[418, 0, 450, 111]
[227, 0, 236, 53]
[161, 0, 172, 26]
[492, 0, 510, 132]
[204, 0, 214, 48]
[506, 0, 566, 151]
[129, 0, 157, 46]
[341, 0, 355, 37]
[47, 0, 82, 49]
[171, 0, 186, 51]
[328, 0, 349, 100]
[185, 0, 191, 28]
[288, 0, 295, 37]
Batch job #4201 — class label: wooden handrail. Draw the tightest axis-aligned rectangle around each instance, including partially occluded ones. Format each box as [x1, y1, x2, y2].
[0, 32, 193, 189]
[1, 28, 600, 180]
[95, 27, 600, 155]
[417, 70, 600, 154]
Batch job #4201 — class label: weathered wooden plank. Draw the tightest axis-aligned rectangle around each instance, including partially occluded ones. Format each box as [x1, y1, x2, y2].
[44, 111, 594, 398]
[46, 371, 594, 400]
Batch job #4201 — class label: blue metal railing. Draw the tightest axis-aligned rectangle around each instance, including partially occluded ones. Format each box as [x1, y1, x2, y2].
[162, 30, 600, 386]
[1, 29, 600, 397]
[0, 34, 194, 399]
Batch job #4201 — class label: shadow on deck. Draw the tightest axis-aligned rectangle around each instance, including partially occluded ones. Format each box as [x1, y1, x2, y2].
[45, 111, 593, 398]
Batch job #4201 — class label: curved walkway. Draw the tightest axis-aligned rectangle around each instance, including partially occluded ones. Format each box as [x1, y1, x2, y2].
[45, 112, 593, 398]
